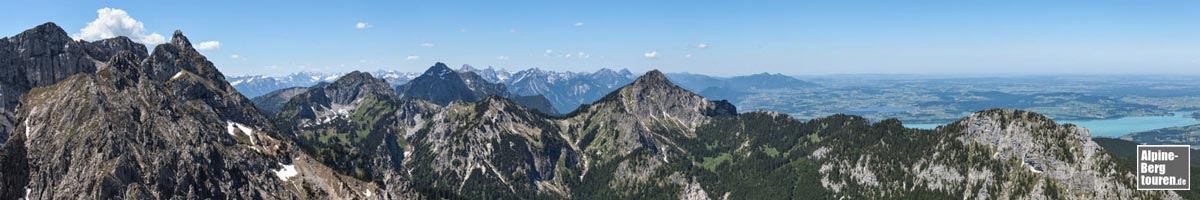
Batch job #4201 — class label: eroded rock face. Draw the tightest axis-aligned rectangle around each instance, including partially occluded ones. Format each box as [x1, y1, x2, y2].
[808, 109, 1179, 199]
[1, 29, 401, 199]
[958, 109, 1153, 199]
[0, 23, 141, 145]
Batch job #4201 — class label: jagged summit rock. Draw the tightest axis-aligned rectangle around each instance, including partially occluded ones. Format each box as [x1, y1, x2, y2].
[144, 30, 228, 85]
[18, 22, 70, 41]
[170, 30, 191, 48]
[630, 70, 672, 87]
[85, 36, 148, 61]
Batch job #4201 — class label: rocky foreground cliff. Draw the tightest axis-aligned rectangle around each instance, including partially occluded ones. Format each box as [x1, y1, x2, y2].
[0, 22, 1179, 200]
[0, 25, 405, 199]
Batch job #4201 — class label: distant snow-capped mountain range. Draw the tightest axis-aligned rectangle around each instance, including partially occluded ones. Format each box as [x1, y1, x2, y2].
[227, 64, 819, 113]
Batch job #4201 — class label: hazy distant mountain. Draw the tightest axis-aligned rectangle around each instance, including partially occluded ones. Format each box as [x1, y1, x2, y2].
[397, 63, 557, 115]
[250, 87, 308, 115]
[228, 70, 419, 98]
[667, 72, 819, 92]
[459, 64, 512, 83]
[232, 67, 818, 115]
[466, 67, 638, 113]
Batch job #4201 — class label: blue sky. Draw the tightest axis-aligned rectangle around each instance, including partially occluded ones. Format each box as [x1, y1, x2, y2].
[1, 1, 1197, 76]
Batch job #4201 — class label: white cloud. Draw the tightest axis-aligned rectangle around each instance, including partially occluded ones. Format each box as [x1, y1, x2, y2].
[194, 41, 221, 51]
[576, 52, 590, 59]
[405, 55, 420, 60]
[230, 54, 241, 59]
[73, 8, 165, 44]
[510, 29, 519, 33]
[420, 42, 434, 47]
[355, 22, 371, 29]
[685, 54, 693, 59]
[696, 43, 709, 49]
[643, 51, 658, 58]
[496, 56, 510, 60]
[574, 22, 584, 27]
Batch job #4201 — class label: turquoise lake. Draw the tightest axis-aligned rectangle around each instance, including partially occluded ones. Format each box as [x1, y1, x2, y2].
[903, 112, 1200, 138]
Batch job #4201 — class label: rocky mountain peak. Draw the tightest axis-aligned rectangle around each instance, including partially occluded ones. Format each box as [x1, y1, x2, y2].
[170, 30, 191, 49]
[630, 70, 673, 88]
[15, 22, 70, 41]
[335, 71, 375, 83]
[422, 62, 454, 78]
[324, 71, 396, 104]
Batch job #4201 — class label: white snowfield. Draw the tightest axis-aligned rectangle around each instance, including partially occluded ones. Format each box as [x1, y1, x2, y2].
[225, 121, 258, 145]
[171, 71, 186, 80]
[274, 163, 299, 181]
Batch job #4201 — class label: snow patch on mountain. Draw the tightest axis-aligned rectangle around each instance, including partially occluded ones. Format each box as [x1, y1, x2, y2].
[274, 163, 299, 181]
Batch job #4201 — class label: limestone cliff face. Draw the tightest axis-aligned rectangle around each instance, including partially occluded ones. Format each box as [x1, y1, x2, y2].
[0, 29, 403, 200]
[0, 23, 147, 145]
[808, 109, 1177, 199]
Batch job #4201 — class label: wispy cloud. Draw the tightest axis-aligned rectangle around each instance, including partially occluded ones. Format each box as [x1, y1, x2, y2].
[230, 54, 241, 59]
[355, 22, 371, 29]
[696, 43, 709, 49]
[194, 41, 221, 51]
[497, 56, 510, 60]
[405, 55, 420, 60]
[420, 42, 434, 47]
[643, 51, 658, 58]
[73, 8, 165, 44]
[685, 54, 693, 59]
[574, 22, 584, 27]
